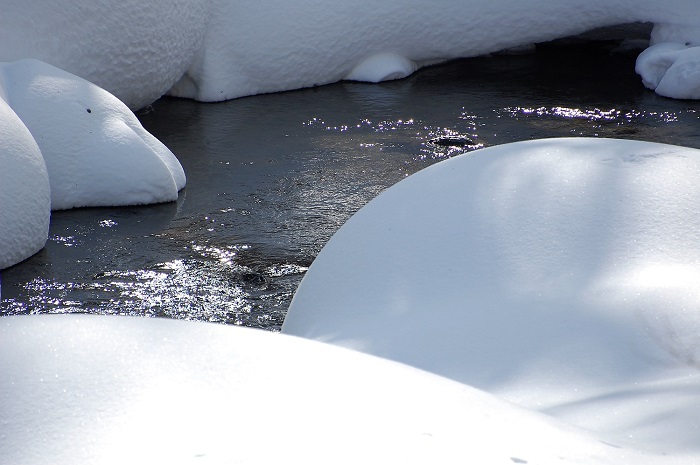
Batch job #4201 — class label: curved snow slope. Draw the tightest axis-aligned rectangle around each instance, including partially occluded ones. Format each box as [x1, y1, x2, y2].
[1, 60, 186, 211]
[637, 44, 700, 98]
[0, 314, 672, 464]
[636, 23, 700, 99]
[0, 0, 210, 110]
[169, 0, 700, 102]
[283, 137, 700, 455]
[2, 0, 698, 106]
[0, 59, 185, 268]
[0, 92, 50, 270]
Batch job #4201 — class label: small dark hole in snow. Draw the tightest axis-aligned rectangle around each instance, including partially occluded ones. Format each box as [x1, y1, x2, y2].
[86, 108, 92, 113]
[510, 458, 528, 464]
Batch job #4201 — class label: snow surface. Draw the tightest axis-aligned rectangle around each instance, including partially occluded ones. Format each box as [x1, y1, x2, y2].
[636, 42, 700, 99]
[0, 88, 50, 270]
[0, 314, 678, 464]
[0, 0, 210, 110]
[1, 60, 186, 211]
[283, 137, 700, 457]
[635, 22, 700, 99]
[0, 59, 185, 268]
[2, 0, 699, 105]
[169, 0, 700, 102]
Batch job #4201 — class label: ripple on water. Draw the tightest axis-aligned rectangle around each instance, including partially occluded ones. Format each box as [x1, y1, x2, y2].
[2, 253, 307, 330]
[2, 32, 699, 329]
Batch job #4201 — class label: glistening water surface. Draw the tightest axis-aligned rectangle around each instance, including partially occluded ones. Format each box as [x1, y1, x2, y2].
[2, 28, 699, 330]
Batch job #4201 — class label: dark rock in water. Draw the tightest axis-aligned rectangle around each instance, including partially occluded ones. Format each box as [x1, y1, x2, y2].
[429, 136, 474, 147]
[240, 271, 268, 287]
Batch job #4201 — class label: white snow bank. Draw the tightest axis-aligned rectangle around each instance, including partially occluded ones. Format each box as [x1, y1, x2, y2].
[636, 43, 700, 99]
[635, 22, 700, 99]
[0, 91, 50, 270]
[0, 314, 674, 464]
[1, 0, 698, 105]
[169, 0, 700, 102]
[0, 59, 185, 268]
[283, 137, 700, 456]
[0, 0, 210, 110]
[1, 59, 186, 211]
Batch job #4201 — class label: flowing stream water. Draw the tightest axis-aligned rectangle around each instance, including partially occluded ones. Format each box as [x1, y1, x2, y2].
[2, 26, 699, 330]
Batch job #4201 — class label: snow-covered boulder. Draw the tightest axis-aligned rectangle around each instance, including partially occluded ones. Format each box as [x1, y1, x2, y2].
[169, 0, 700, 102]
[0, 59, 186, 268]
[0, 314, 676, 464]
[283, 137, 700, 455]
[0, 0, 210, 110]
[636, 23, 700, 99]
[168, 0, 627, 101]
[1, 0, 699, 105]
[1, 59, 186, 211]
[0, 90, 50, 270]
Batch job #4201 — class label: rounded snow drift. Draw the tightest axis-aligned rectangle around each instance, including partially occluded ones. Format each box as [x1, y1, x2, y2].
[0, 314, 666, 464]
[0, 97, 50, 269]
[1, 59, 186, 210]
[283, 137, 700, 454]
[345, 53, 417, 82]
[0, 0, 210, 109]
[636, 42, 700, 99]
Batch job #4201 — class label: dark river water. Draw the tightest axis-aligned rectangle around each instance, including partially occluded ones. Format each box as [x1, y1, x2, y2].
[2, 26, 699, 330]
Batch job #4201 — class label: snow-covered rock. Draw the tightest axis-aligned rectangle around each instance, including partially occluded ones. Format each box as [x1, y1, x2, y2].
[2, 0, 699, 105]
[283, 137, 700, 456]
[169, 0, 700, 102]
[0, 0, 210, 110]
[0, 59, 185, 268]
[636, 43, 700, 99]
[0, 89, 50, 270]
[1, 59, 186, 211]
[168, 0, 623, 101]
[635, 22, 700, 99]
[0, 314, 676, 464]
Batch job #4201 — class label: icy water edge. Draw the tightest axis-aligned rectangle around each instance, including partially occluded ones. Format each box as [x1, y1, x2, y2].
[2, 32, 699, 330]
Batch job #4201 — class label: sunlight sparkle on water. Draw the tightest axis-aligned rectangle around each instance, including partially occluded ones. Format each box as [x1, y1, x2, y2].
[502, 106, 681, 123]
[305, 114, 482, 161]
[1, 248, 307, 329]
[49, 235, 80, 247]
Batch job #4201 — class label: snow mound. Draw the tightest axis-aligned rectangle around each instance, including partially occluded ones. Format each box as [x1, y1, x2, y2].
[636, 23, 700, 99]
[0, 0, 210, 110]
[169, 1, 700, 102]
[283, 137, 700, 455]
[0, 91, 50, 270]
[345, 53, 418, 83]
[1, 60, 185, 211]
[2, 0, 699, 105]
[0, 59, 185, 268]
[636, 43, 700, 99]
[170, 0, 627, 101]
[0, 314, 673, 464]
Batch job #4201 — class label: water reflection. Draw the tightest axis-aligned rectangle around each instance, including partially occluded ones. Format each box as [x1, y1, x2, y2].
[501, 106, 684, 123]
[1, 28, 699, 329]
[3, 247, 305, 329]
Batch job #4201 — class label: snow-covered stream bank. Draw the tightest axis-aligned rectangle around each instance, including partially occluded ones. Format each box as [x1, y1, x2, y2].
[2, 22, 700, 465]
[2, 34, 699, 325]
[0, 314, 671, 464]
[3, 1, 700, 269]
